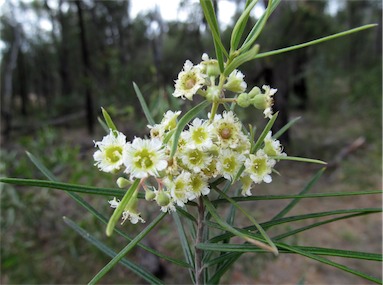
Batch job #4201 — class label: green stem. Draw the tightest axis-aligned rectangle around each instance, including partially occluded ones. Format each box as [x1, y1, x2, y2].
[194, 197, 205, 285]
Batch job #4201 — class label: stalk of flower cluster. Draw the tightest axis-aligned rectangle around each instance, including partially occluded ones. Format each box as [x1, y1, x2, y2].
[195, 196, 205, 285]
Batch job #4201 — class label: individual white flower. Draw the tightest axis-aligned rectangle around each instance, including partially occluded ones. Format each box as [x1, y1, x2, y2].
[184, 118, 214, 150]
[93, 130, 127, 173]
[213, 111, 243, 149]
[240, 175, 253, 196]
[244, 149, 276, 184]
[124, 137, 168, 178]
[200, 53, 220, 77]
[187, 173, 210, 200]
[180, 147, 212, 173]
[161, 110, 181, 131]
[167, 171, 192, 207]
[122, 210, 145, 224]
[173, 60, 206, 100]
[263, 131, 286, 157]
[155, 190, 176, 213]
[202, 157, 220, 178]
[108, 197, 120, 208]
[223, 69, 247, 93]
[250, 85, 277, 119]
[217, 149, 245, 181]
[147, 123, 164, 140]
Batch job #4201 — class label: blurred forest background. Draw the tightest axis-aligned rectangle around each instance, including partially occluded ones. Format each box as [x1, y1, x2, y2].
[1, 0, 382, 284]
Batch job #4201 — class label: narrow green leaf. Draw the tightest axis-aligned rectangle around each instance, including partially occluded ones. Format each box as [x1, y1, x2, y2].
[255, 24, 377, 59]
[101, 107, 117, 132]
[170, 100, 210, 158]
[230, 0, 259, 52]
[272, 168, 325, 221]
[212, 187, 278, 255]
[240, 0, 281, 52]
[172, 212, 195, 284]
[272, 117, 300, 140]
[272, 155, 327, 165]
[63, 217, 164, 285]
[88, 212, 166, 285]
[203, 197, 278, 255]
[223, 44, 260, 77]
[26, 151, 56, 181]
[0, 178, 126, 197]
[106, 179, 140, 236]
[133, 82, 156, 126]
[197, 243, 382, 261]
[97, 116, 109, 133]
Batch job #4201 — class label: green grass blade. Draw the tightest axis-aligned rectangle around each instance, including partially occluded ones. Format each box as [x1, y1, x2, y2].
[272, 168, 325, 221]
[63, 217, 164, 285]
[101, 107, 117, 131]
[172, 212, 196, 284]
[133, 81, 156, 126]
[170, 100, 210, 158]
[106, 179, 140, 236]
[0, 178, 126, 197]
[88, 212, 167, 285]
[26, 151, 57, 181]
[255, 24, 377, 59]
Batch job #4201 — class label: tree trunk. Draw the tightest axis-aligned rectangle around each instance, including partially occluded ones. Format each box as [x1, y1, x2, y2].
[75, 0, 94, 134]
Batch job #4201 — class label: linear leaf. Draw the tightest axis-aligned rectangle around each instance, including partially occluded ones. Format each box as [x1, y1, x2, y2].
[101, 107, 117, 132]
[88, 212, 166, 285]
[272, 116, 300, 140]
[173, 212, 195, 283]
[133, 82, 156, 126]
[272, 155, 327, 165]
[106, 179, 140, 236]
[272, 168, 325, 221]
[63, 217, 164, 284]
[255, 24, 377, 59]
[0, 178, 126, 197]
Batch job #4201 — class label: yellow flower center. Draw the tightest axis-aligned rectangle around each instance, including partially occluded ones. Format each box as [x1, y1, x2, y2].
[106, 146, 123, 163]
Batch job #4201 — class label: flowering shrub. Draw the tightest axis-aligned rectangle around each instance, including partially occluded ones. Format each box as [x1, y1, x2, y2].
[1, 1, 381, 284]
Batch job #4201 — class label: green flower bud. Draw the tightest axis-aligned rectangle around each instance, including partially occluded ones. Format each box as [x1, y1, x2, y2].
[206, 61, 220, 77]
[206, 86, 221, 102]
[237, 93, 250, 108]
[250, 94, 267, 110]
[145, 189, 156, 201]
[248, 86, 261, 99]
[116, 177, 131, 188]
[156, 191, 170, 206]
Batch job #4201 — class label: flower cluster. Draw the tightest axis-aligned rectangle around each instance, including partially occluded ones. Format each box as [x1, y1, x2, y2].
[94, 111, 285, 224]
[93, 53, 284, 225]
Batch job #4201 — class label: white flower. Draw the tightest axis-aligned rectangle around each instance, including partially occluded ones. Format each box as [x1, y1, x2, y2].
[124, 138, 168, 178]
[180, 147, 212, 173]
[122, 210, 145, 224]
[93, 130, 127, 173]
[168, 171, 192, 207]
[187, 173, 210, 200]
[224, 69, 247, 93]
[161, 110, 182, 131]
[217, 149, 245, 181]
[108, 197, 120, 208]
[213, 111, 243, 149]
[240, 175, 253, 196]
[244, 149, 276, 184]
[263, 131, 286, 157]
[173, 60, 206, 100]
[184, 118, 214, 150]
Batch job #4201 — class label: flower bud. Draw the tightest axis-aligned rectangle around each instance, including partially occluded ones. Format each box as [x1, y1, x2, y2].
[116, 177, 131, 188]
[206, 86, 221, 102]
[248, 86, 261, 99]
[237, 93, 250, 108]
[250, 94, 267, 110]
[156, 191, 170, 207]
[145, 189, 156, 201]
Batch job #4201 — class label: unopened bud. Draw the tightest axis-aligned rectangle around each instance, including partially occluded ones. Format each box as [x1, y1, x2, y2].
[248, 86, 261, 99]
[116, 177, 131, 188]
[156, 191, 170, 206]
[237, 93, 250, 107]
[145, 189, 156, 201]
